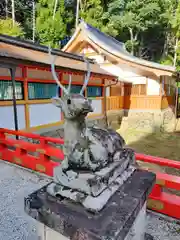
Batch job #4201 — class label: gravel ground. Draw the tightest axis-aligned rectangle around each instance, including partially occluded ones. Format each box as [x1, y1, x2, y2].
[0, 161, 50, 240]
[0, 161, 179, 240]
[147, 212, 180, 240]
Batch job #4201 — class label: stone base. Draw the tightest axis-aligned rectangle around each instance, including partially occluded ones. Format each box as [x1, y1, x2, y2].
[38, 223, 68, 240]
[25, 170, 155, 240]
[37, 203, 153, 240]
[37, 224, 153, 240]
[47, 166, 135, 212]
[53, 160, 134, 197]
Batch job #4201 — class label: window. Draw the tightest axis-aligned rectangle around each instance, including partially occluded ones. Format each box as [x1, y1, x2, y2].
[64, 85, 82, 94]
[132, 84, 146, 95]
[28, 82, 58, 100]
[0, 80, 23, 100]
[87, 86, 102, 97]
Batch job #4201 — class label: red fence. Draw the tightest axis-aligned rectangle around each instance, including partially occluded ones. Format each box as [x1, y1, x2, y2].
[0, 128, 64, 176]
[136, 153, 180, 219]
[0, 128, 180, 219]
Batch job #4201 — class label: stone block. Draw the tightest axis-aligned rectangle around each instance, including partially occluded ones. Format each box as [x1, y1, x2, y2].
[125, 203, 146, 240]
[25, 170, 155, 240]
[37, 203, 153, 240]
[38, 223, 68, 240]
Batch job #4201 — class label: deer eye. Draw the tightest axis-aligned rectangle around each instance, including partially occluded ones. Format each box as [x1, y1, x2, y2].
[67, 99, 71, 105]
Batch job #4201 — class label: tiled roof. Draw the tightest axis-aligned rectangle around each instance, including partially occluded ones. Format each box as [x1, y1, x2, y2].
[64, 21, 176, 73]
[0, 34, 115, 77]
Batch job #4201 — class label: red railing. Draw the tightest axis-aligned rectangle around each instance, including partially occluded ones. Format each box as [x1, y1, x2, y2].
[136, 153, 180, 219]
[0, 128, 64, 176]
[0, 128, 180, 219]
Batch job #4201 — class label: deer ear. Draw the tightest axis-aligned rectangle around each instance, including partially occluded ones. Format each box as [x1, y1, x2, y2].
[51, 97, 63, 108]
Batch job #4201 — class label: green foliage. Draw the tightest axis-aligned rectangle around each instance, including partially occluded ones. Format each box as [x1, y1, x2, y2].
[14, 0, 34, 39]
[36, 0, 73, 47]
[2, 0, 180, 69]
[0, 18, 24, 37]
[160, 55, 174, 66]
[102, 0, 163, 55]
[80, 0, 104, 29]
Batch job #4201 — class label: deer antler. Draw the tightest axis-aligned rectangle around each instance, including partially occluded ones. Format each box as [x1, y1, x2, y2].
[48, 46, 69, 96]
[80, 56, 91, 95]
[67, 74, 72, 94]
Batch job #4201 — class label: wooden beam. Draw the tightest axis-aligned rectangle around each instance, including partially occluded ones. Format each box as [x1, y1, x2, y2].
[22, 66, 30, 130]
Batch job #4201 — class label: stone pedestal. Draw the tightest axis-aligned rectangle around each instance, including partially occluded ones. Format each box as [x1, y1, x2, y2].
[25, 170, 155, 240]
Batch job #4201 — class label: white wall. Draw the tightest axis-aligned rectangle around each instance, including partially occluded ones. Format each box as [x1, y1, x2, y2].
[88, 99, 102, 116]
[100, 63, 145, 83]
[101, 63, 161, 96]
[0, 105, 25, 129]
[132, 77, 146, 85]
[101, 63, 162, 96]
[29, 103, 61, 127]
[147, 78, 160, 95]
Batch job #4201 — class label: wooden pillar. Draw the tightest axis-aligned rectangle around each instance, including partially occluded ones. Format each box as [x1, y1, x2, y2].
[146, 77, 148, 95]
[159, 75, 164, 109]
[122, 82, 124, 109]
[10, 67, 19, 137]
[23, 66, 30, 130]
[102, 78, 105, 115]
[59, 72, 64, 122]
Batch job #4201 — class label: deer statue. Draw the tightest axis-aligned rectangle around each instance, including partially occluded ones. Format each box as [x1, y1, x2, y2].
[48, 47, 136, 196]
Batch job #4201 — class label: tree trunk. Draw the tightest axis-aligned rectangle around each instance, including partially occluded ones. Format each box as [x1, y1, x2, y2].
[11, 0, 15, 26]
[129, 28, 134, 55]
[173, 37, 178, 67]
[128, 28, 139, 56]
[75, 0, 80, 29]
[53, 0, 58, 19]
[32, 0, 36, 42]
[5, 0, 8, 18]
[162, 31, 168, 58]
[138, 34, 143, 58]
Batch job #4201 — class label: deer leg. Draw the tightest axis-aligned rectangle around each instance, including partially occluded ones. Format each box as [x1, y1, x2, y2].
[60, 156, 70, 172]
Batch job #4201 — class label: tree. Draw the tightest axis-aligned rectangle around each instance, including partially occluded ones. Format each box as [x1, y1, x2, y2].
[1, 0, 180, 69]
[0, 18, 24, 37]
[36, 0, 73, 47]
[159, 0, 180, 68]
[80, 0, 104, 29]
[171, 1, 180, 69]
[103, 0, 162, 56]
[15, 0, 34, 40]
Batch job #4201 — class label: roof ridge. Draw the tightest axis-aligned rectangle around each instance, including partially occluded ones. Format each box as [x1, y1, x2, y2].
[82, 21, 127, 50]
[0, 34, 94, 63]
[79, 22, 175, 72]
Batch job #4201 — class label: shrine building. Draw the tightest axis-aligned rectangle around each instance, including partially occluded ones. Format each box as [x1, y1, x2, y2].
[62, 21, 178, 131]
[0, 34, 115, 132]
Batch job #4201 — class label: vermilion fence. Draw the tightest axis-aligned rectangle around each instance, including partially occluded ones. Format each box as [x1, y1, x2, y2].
[136, 153, 180, 219]
[0, 128, 64, 176]
[0, 128, 180, 219]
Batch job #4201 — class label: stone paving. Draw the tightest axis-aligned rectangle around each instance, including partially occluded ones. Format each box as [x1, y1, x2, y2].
[0, 161, 179, 240]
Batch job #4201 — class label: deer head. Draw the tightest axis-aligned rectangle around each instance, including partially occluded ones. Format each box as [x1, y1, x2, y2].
[49, 47, 93, 120]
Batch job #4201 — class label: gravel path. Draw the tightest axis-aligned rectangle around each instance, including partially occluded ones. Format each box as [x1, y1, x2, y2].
[147, 212, 180, 240]
[0, 161, 179, 240]
[0, 161, 50, 240]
